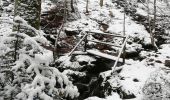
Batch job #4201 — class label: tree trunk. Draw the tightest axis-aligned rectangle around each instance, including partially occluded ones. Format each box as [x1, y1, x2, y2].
[147, 0, 153, 45]
[14, 0, 41, 36]
[86, 0, 89, 13]
[100, 0, 103, 7]
[13, 0, 41, 60]
[152, 0, 158, 50]
[71, 0, 75, 12]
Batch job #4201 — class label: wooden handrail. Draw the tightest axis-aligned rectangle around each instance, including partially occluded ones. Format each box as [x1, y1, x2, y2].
[69, 31, 127, 56]
[68, 31, 88, 56]
[112, 35, 129, 73]
[68, 31, 128, 70]
[86, 31, 126, 38]
[88, 39, 122, 48]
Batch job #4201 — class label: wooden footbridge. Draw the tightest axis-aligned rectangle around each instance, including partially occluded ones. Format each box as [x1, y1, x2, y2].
[68, 31, 129, 71]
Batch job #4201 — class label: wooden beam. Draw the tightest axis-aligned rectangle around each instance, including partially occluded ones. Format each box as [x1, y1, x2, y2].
[86, 31, 126, 38]
[88, 39, 122, 48]
[87, 50, 123, 61]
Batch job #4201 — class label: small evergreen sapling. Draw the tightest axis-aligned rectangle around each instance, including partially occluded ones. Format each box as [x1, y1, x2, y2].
[0, 16, 79, 100]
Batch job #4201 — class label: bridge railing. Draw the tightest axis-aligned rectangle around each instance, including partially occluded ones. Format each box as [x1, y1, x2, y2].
[68, 31, 128, 69]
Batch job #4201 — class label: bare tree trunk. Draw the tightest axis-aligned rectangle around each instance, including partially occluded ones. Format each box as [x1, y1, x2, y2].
[123, 9, 126, 64]
[71, 0, 75, 12]
[86, 0, 89, 13]
[53, 24, 64, 62]
[53, 0, 67, 62]
[152, 0, 158, 50]
[64, 0, 68, 21]
[153, 0, 156, 34]
[100, 0, 103, 7]
[147, 0, 153, 44]
[14, 23, 20, 61]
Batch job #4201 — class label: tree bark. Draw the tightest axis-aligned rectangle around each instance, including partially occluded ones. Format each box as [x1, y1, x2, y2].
[100, 0, 103, 7]
[152, 0, 158, 50]
[14, 0, 41, 36]
[86, 0, 89, 13]
[71, 0, 75, 12]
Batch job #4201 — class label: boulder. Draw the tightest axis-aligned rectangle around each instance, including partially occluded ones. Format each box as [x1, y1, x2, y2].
[165, 60, 170, 67]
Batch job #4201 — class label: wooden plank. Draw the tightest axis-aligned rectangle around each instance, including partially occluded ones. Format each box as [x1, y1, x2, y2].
[88, 39, 122, 48]
[86, 31, 126, 38]
[72, 51, 88, 55]
[87, 50, 123, 61]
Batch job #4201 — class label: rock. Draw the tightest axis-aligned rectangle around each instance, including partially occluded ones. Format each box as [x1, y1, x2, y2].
[74, 83, 89, 94]
[165, 60, 170, 67]
[125, 51, 139, 59]
[148, 58, 154, 62]
[44, 35, 55, 45]
[155, 60, 162, 63]
[2, 1, 9, 7]
[65, 30, 79, 36]
[133, 78, 139, 82]
[79, 61, 88, 66]
[99, 23, 109, 32]
[118, 88, 136, 99]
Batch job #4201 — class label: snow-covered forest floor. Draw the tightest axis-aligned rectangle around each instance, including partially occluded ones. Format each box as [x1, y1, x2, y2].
[1, 0, 170, 100]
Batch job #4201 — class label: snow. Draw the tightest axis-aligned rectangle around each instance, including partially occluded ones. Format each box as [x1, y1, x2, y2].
[57, 54, 96, 69]
[85, 92, 122, 100]
[0, 7, 79, 99]
[65, 0, 153, 55]
[87, 49, 122, 61]
[119, 61, 156, 96]
[136, 8, 148, 16]
[41, 0, 55, 13]
[60, 0, 170, 99]
[0, 0, 170, 99]
[57, 56, 81, 69]
[63, 69, 86, 77]
[75, 55, 96, 63]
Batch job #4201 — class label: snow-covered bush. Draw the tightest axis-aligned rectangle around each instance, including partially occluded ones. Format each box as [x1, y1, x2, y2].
[99, 71, 122, 97]
[142, 69, 170, 100]
[85, 92, 122, 100]
[57, 55, 96, 70]
[0, 16, 79, 100]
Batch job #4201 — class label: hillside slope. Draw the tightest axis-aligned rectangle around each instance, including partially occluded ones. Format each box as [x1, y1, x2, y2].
[0, 0, 170, 100]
